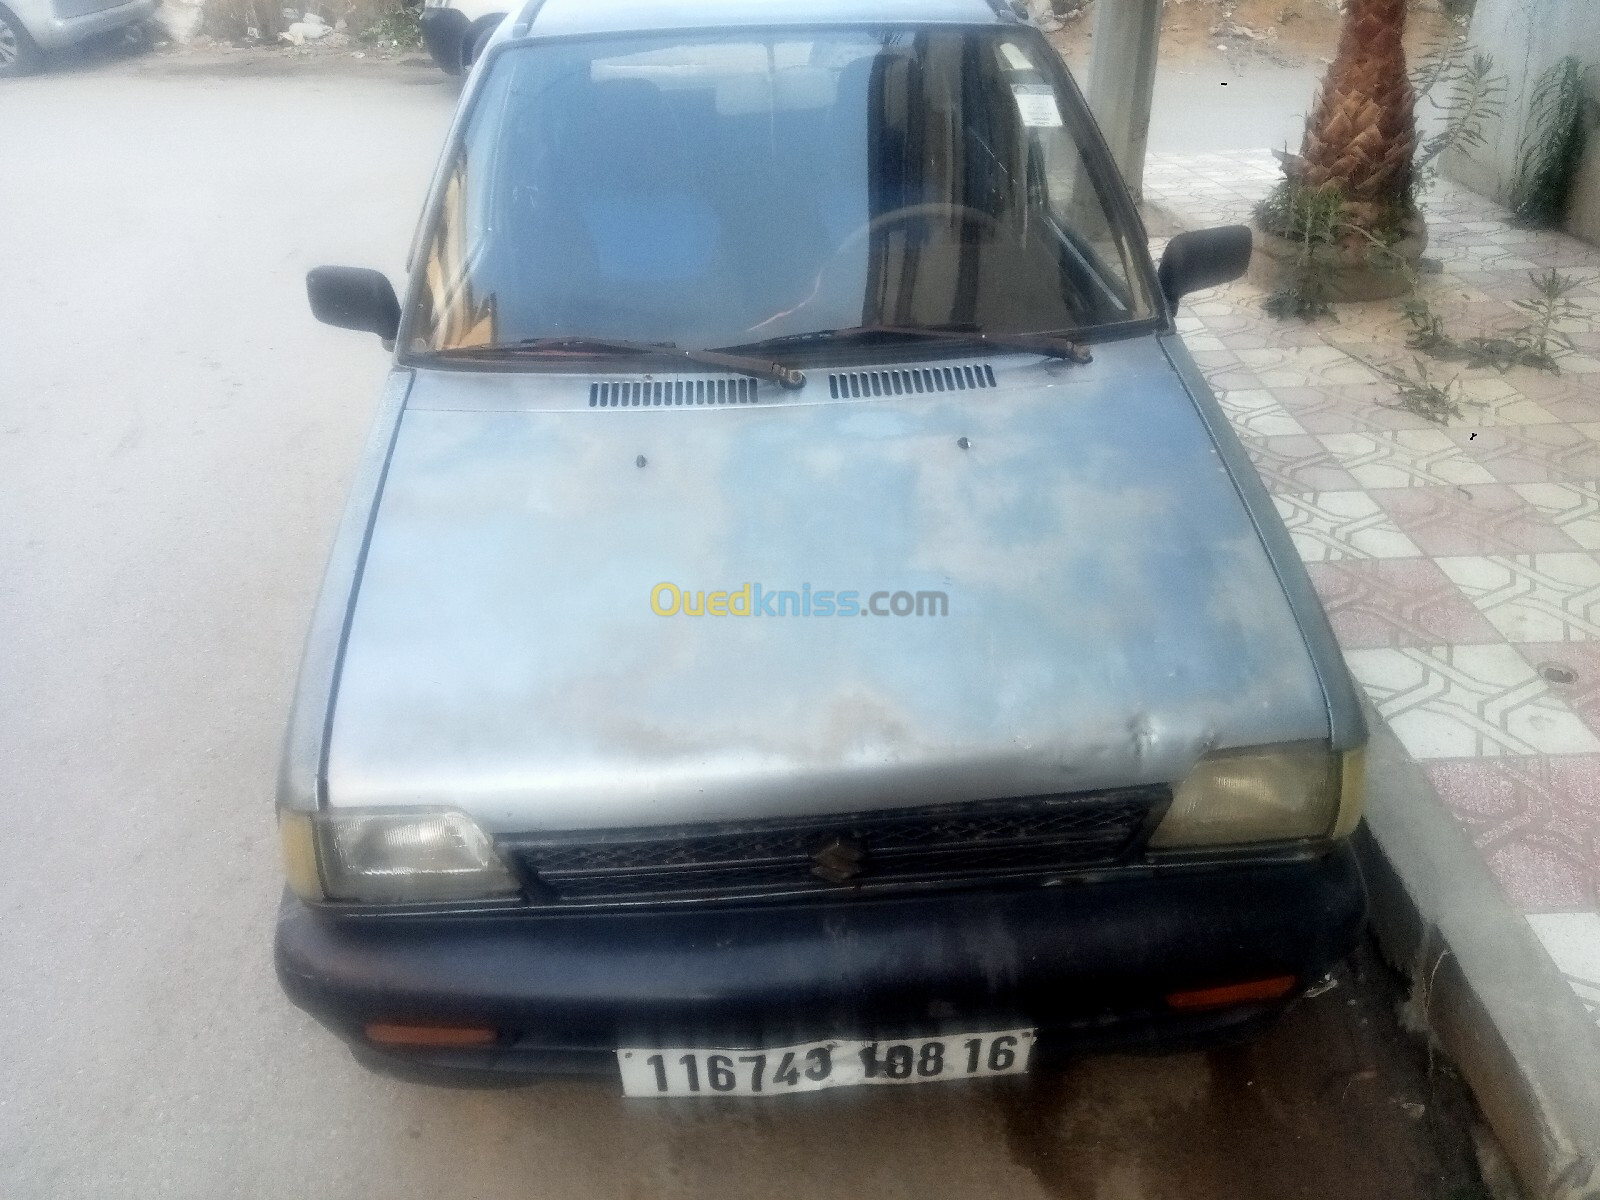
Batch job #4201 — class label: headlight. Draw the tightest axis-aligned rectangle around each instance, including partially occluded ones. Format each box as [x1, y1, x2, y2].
[1148, 741, 1362, 850]
[278, 808, 520, 904]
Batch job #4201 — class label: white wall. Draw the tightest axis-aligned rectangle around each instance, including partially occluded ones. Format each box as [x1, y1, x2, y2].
[1444, 0, 1600, 244]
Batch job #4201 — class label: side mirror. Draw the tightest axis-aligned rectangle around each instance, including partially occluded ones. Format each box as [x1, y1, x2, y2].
[1157, 225, 1252, 310]
[307, 266, 400, 341]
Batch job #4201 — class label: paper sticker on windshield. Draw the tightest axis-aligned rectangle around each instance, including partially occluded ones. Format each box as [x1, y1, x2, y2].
[1012, 85, 1063, 128]
[999, 43, 1035, 72]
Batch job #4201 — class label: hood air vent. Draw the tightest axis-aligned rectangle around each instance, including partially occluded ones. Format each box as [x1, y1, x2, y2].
[828, 363, 996, 400]
[590, 378, 759, 408]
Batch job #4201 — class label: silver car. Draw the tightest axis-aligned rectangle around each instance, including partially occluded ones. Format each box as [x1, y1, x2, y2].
[276, 0, 1368, 1094]
[0, 0, 155, 75]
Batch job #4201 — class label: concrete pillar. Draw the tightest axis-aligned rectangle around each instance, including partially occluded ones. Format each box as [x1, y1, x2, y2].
[1085, 0, 1165, 201]
[1444, 0, 1600, 245]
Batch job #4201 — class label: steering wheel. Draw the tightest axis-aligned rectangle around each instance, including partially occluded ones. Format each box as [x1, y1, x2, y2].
[834, 203, 1006, 259]
[747, 204, 1006, 335]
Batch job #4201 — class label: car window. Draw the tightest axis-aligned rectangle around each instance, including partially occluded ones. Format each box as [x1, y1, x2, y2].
[406, 27, 1156, 358]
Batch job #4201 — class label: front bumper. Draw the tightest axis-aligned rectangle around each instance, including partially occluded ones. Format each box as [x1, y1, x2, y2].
[418, 6, 467, 73]
[276, 844, 1366, 1082]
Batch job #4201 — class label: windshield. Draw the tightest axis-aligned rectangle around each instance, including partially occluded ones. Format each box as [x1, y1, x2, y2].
[405, 27, 1157, 359]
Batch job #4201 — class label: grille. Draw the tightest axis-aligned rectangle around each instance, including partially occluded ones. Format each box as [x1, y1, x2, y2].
[827, 363, 996, 400]
[501, 787, 1166, 908]
[590, 378, 759, 408]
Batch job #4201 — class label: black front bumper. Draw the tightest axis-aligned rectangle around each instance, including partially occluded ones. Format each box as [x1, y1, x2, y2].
[276, 845, 1366, 1081]
[418, 6, 468, 73]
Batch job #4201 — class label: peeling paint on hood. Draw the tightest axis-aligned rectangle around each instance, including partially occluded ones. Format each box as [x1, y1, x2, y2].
[325, 340, 1329, 832]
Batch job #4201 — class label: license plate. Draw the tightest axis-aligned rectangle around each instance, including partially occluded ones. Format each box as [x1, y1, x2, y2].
[617, 1029, 1034, 1098]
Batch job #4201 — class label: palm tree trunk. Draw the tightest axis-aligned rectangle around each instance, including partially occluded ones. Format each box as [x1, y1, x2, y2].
[1297, 0, 1417, 231]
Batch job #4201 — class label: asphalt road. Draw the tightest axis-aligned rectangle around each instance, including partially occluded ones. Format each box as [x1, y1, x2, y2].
[1, 51, 1486, 1200]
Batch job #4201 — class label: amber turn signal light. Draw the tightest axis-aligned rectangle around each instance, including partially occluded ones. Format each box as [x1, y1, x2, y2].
[364, 1021, 499, 1047]
[1165, 975, 1297, 1011]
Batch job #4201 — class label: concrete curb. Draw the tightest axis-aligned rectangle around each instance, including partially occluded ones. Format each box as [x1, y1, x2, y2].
[1357, 703, 1600, 1200]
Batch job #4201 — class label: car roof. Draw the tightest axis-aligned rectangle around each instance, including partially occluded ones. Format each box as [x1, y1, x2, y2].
[516, 0, 1011, 39]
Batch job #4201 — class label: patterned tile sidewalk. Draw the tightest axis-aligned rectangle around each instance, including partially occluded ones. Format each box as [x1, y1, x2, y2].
[1145, 151, 1600, 1031]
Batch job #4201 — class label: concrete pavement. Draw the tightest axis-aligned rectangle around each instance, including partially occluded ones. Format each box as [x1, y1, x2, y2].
[1, 56, 1487, 1199]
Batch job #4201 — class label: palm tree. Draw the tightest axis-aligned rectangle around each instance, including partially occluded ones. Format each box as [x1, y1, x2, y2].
[1292, 0, 1418, 233]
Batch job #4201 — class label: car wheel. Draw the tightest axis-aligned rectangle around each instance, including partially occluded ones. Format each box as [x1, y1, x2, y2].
[463, 14, 502, 70]
[0, 4, 41, 78]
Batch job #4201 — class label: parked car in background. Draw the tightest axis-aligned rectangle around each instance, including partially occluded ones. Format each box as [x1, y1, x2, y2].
[419, 0, 502, 75]
[278, 0, 1369, 1093]
[0, 0, 153, 76]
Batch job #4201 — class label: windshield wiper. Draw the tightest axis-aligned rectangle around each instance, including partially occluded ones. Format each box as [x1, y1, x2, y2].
[719, 324, 1094, 364]
[432, 336, 807, 390]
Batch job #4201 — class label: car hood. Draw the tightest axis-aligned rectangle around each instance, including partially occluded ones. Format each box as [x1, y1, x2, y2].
[325, 340, 1329, 832]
